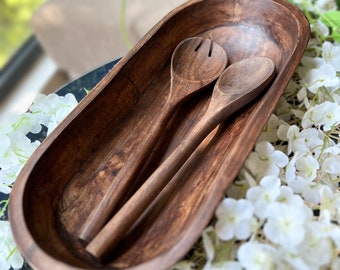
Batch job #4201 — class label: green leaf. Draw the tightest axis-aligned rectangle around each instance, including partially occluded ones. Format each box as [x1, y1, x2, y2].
[321, 10, 340, 42]
[322, 11, 340, 26]
[332, 29, 340, 42]
[83, 87, 91, 95]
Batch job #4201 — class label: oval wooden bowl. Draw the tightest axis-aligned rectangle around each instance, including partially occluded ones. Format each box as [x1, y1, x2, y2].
[9, 0, 309, 269]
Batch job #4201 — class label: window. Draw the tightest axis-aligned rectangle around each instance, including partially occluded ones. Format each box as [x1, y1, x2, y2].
[0, 0, 45, 68]
[0, 0, 45, 102]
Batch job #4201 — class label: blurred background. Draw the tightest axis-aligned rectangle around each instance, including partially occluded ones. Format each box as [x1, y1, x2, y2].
[0, 0, 186, 121]
[0, 0, 44, 68]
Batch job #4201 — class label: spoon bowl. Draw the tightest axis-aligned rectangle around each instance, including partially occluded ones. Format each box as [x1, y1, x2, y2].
[171, 37, 226, 82]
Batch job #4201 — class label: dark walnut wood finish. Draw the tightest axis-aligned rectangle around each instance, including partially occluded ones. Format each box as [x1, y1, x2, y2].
[9, 0, 309, 269]
[78, 37, 228, 245]
[86, 57, 275, 260]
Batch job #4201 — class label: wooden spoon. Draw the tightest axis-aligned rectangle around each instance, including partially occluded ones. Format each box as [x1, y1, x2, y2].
[78, 37, 228, 243]
[85, 56, 276, 260]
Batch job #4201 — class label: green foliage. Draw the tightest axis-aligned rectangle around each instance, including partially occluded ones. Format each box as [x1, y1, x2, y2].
[0, 0, 45, 68]
[119, 0, 133, 49]
[321, 10, 340, 42]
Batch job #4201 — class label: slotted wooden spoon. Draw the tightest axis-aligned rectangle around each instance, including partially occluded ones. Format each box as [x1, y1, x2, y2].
[79, 36, 228, 243]
[86, 56, 276, 260]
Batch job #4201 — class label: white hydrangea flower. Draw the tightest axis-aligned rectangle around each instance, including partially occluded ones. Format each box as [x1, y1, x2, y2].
[0, 93, 78, 269]
[301, 64, 339, 94]
[29, 94, 56, 125]
[313, 19, 330, 38]
[0, 114, 41, 193]
[286, 125, 307, 154]
[296, 155, 320, 180]
[29, 93, 78, 133]
[298, 128, 325, 156]
[314, 0, 338, 12]
[277, 123, 290, 141]
[281, 250, 312, 270]
[264, 202, 309, 249]
[10, 113, 42, 135]
[302, 101, 340, 131]
[288, 177, 322, 204]
[226, 176, 252, 199]
[0, 183, 11, 194]
[331, 257, 340, 270]
[7, 134, 40, 165]
[237, 241, 277, 270]
[322, 155, 340, 176]
[286, 125, 323, 155]
[258, 114, 281, 143]
[0, 133, 10, 158]
[296, 217, 334, 268]
[285, 154, 323, 204]
[246, 176, 281, 219]
[245, 141, 288, 180]
[0, 132, 40, 191]
[276, 185, 305, 207]
[319, 186, 340, 221]
[0, 221, 24, 270]
[202, 227, 215, 262]
[313, 210, 340, 242]
[53, 99, 77, 123]
[215, 198, 255, 241]
[274, 96, 292, 121]
[201, 227, 242, 270]
[300, 56, 325, 71]
[1, 134, 29, 169]
[0, 133, 11, 190]
[322, 41, 340, 71]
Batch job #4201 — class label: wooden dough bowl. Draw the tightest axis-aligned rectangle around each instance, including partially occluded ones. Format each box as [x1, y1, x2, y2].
[9, 0, 309, 269]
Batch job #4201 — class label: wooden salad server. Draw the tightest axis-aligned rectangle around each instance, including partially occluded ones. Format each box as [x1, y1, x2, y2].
[86, 56, 276, 260]
[78, 36, 228, 243]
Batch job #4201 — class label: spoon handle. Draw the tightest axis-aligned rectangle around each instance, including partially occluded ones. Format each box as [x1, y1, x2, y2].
[78, 101, 173, 243]
[79, 79, 213, 243]
[85, 108, 223, 260]
[78, 37, 227, 244]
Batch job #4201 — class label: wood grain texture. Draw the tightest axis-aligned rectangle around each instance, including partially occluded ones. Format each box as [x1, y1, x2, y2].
[9, 0, 310, 269]
[78, 37, 228, 244]
[85, 57, 275, 260]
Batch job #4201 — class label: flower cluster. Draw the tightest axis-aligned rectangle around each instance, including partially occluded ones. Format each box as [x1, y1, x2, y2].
[0, 221, 24, 270]
[0, 93, 77, 269]
[172, 0, 340, 269]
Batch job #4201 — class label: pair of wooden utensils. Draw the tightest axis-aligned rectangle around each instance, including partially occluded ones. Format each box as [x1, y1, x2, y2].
[78, 36, 275, 261]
